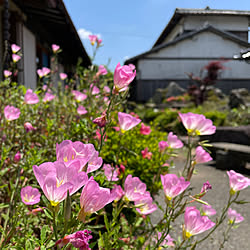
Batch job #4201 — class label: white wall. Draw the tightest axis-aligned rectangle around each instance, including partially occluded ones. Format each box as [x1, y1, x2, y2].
[162, 18, 184, 43]
[161, 15, 249, 45]
[184, 16, 249, 32]
[138, 31, 250, 80]
[23, 25, 36, 89]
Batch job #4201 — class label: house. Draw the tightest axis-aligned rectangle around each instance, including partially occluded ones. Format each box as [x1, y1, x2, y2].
[125, 7, 250, 102]
[0, 0, 91, 88]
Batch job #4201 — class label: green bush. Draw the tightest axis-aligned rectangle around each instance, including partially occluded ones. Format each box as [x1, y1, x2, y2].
[101, 125, 170, 194]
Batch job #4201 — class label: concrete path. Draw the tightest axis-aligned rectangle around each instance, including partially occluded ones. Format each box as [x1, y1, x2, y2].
[151, 161, 250, 249]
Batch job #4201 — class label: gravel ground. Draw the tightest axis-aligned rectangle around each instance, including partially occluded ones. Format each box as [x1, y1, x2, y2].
[151, 161, 250, 250]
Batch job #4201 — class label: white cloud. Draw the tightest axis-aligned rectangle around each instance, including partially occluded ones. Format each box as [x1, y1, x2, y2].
[123, 55, 130, 61]
[78, 28, 92, 40]
[78, 28, 102, 40]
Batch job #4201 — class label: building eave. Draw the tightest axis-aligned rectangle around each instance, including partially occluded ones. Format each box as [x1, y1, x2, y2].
[153, 7, 250, 48]
[11, 0, 91, 67]
[125, 25, 250, 65]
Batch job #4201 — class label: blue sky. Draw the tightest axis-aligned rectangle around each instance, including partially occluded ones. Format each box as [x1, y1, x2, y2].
[64, 0, 250, 70]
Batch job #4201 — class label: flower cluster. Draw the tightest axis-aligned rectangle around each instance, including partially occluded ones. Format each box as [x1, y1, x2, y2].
[123, 175, 157, 215]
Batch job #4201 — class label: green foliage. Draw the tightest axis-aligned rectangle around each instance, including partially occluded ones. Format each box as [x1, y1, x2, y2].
[102, 125, 170, 194]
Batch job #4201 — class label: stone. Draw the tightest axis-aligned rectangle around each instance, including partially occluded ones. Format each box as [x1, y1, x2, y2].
[207, 86, 225, 99]
[152, 88, 165, 104]
[165, 82, 186, 98]
[200, 125, 250, 146]
[229, 88, 250, 109]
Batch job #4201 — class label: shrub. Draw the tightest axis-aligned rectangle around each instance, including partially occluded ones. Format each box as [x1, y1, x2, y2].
[101, 123, 170, 194]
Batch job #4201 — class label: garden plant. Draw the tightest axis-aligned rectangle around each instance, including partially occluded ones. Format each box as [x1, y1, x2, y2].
[0, 37, 249, 249]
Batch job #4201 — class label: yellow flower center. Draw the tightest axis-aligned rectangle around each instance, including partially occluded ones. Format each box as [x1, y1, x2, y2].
[187, 129, 200, 136]
[230, 188, 236, 196]
[24, 194, 34, 202]
[50, 200, 59, 207]
[185, 230, 192, 239]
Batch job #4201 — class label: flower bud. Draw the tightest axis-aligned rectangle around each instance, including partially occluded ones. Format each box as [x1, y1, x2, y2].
[14, 151, 21, 163]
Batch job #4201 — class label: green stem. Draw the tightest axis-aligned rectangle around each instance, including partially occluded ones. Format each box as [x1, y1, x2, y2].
[0, 165, 21, 247]
[186, 192, 239, 248]
[53, 209, 58, 241]
[219, 223, 233, 250]
[182, 136, 192, 178]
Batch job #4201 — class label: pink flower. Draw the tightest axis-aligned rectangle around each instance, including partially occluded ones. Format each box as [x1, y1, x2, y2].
[52, 44, 60, 53]
[103, 164, 119, 181]
[33, 160, 88, 206]
[4, 70, 12, 78]
[97, 38, 102, 46]
[21, 186, 41, 205]
[200, 181, 212, 194]
[227, 170, 250, 195]
[155, 233, 175, 247]
[141, 147, 152, 160]
[4, 105, 20, 121]
[184, 206, 215, 238]
[14, 151, 21, 163]
[11, 44, 21, 53]
[124, 175, 147, 201]
[59, 73, 68, 80]
[140, 123, 151, 135]
[158, 141, 168, 152]
[27, 207, 44, 215]
[98, 65, 107, 75]
[77, 105, 88, 115]
[56, 230, 92, 249]
[128, 64, 136, 70]
[78, 177, 112, 221]
[103, 97, 110, 105]
[118, 112, 141, 133]
[24, 89, 39, 104]
[201, 205, 217, 216]
[42, 85, 47, 91]
[37, 67, 51, 78]
[111, 185, 124, 202]
[43, 92, 55, 103]
[161, 174, 190, 201]
[86, 151, 103, 174]
[91, 86, 100, 95]
[72, 90, 87, 102]
[167, 132, 183, 149]
[103, 86, 111, 93]
[24, 122, 35, 132]
[119, 164, 126, 173]
[56, 140, 102, 173]
[12, 54, 21, 63]
[134, 195, 157, 215]
[93, 113, 107, 128]
[179, 112, 216, 136]
[228, 208, 244, 224]
[195, 146, 212, 164]
[113, 62, 136, 92]
[113, 126, 120, 132]
[42, 67, 50, 76]
[89, 35, 98, 45]
[37, 69, 44, 78]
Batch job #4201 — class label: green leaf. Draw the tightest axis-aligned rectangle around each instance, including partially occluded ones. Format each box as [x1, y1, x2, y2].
[104, 213, 110, 233]
[40, 225, 47, 245]
[25, 240, 32, 250]
[0, 203, 9, 209]
[44, 209, 53, 220]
